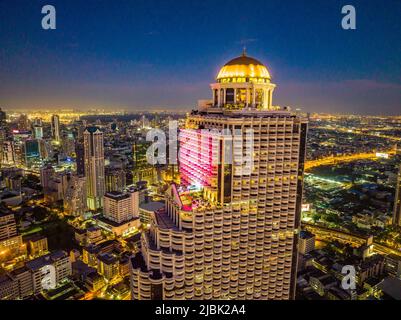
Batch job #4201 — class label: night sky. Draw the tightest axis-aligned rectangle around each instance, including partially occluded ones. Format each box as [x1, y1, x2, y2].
[0, 0, 400, 115]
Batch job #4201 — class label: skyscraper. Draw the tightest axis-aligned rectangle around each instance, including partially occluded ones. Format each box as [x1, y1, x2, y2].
[40, 164, 55, 192]
[64, 174, 87, 217]
[1, 141, 15, 166]
[393, 164, 401, 226]
[130, 53, 308, 300]
[33, 118, 43, 139]
[51, 115, 60, 142]
[0, 108, 6, 124]
[17, 114, 30, 131]
[84, 127, 105, 210]
[75, 141, 85, 176]
[33, 125, 43, 139]
[105, 167, 126, 193]
[22, 139, 42, 167]
[103, 190, 139, 224]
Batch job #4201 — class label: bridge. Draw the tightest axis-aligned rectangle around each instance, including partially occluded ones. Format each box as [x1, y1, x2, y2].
[304, 149, 396, 172]
[302, 222, 401, 258]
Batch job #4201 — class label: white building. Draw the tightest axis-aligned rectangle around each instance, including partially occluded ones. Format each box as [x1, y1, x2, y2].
[104, 190, 139, 224]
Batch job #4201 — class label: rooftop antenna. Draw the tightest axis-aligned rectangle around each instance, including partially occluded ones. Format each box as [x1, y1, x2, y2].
[242, 46, 247, 56]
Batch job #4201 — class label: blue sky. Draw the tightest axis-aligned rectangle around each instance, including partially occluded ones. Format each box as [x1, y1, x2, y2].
[0, 0, 400, 114]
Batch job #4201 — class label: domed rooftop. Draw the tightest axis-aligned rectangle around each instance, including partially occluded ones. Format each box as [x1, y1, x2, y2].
[216, 51, 271, 81]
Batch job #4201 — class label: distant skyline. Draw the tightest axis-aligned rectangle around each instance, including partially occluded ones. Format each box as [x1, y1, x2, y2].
[1, 0, 401, 115]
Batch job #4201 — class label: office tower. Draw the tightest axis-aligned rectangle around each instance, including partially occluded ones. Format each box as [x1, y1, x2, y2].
[0, 250, 71, 300]
[0, 129, 5, 165]
[393, 164, 401, 226]
[32, 117, 43, 139]
[17, 114, 30, 131]
[131, 53, 308, 300]
[40, 164, 55, 192]
[0, 210, 17, 241]
[103, 190, 139, 224]
[133, 140, 150, 168]
[64, 175, 87, 217]
[1, 141, 15, 166]
[51, 114, 60, 142]
[33, 118, 42, 126]
[42, 172, 69, 203]
[0, 108, 6, 123]
[10, 266, 34, 299]
[25, 250, 72, 295]
[61, 132, 75, 157]
[0, 210, 24, 261]
[298, 230, 315, 255]
[75, 141, 85, 176]
[105, 167, 126, 193]
[33, 125, 43, 139]
[84, 127, 105, 210]
[3, 168, 23, 193]
[38, 139, 48, 160]
[28, 235, 48, 258]
[74, 119, 87, 141]
[22, 139, 42, 167]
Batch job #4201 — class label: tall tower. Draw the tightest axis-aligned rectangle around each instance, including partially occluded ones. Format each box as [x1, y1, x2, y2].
[84, 127, 105, 210]
[51, 115, 60, 142]
[393, 164, 401, 226]
[75, 141, 85, 176]
[0, 108, 6, 124]
[130, 53, 308, 300]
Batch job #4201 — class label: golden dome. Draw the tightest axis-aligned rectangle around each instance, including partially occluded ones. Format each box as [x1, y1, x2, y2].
[216, 54, 271, 81]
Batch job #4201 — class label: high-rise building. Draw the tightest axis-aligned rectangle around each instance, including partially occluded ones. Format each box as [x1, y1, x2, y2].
[33, 125, 43, 139]
[130, 53, 308, 300]
[61, 132, 75, 157]
[25, 250, 72, 295]
[1, 141, 15, 166]
[105, 167, 126, 193]
[298, 230, 315, 255]
[103, 190, 139, 224]
[22, 139, 42, 167]
[40, 164, 55, 192]
[0, 210, 18, 241]
[0, 108, 6, 123]
[28, 235, 49, 258]
[51, 114, 60, 142]
[64, 174, 87, 217]
[17, 114, 30, 131]
[74, 119, 87, 141]
[33, 118, 43, 139]
[393, 164, 401, 226]
[0, 209, 25, 261]
[84, 127, 105, 210]
[75, 141, 85, 176]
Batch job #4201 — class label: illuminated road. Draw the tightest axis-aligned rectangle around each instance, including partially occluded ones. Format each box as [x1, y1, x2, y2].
[304, 149, 396, 171]
[313, 126, 401, 142]
[302, 222, 401, 258]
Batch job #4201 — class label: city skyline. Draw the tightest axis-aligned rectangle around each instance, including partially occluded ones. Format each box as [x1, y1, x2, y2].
[1, 0, 401, 115]
[1, 0, 401, 305]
